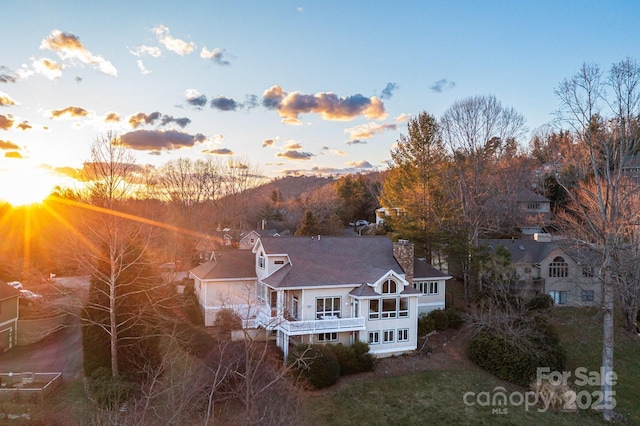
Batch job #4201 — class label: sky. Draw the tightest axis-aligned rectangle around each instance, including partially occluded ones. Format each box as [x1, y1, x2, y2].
[1, 0, 639, 205]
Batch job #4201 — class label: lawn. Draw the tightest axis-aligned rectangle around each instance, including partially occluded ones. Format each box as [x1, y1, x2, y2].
[300, 306, 640, 426]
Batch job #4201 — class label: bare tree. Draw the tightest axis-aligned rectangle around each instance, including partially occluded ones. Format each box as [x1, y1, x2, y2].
[555, 58, 640, 421]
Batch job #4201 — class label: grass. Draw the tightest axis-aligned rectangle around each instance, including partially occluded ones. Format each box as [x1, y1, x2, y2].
[300, 304, 640, 425]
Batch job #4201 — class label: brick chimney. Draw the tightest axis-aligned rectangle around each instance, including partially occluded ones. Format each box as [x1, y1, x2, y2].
[393, 239, 414, 286]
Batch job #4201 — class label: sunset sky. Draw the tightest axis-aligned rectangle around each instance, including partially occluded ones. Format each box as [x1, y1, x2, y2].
[1, 0, 639, 205]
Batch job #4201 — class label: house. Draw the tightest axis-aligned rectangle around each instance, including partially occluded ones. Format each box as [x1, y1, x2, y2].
[479, 236, 601, 306]
[374, 207, 406, 227]
[238, 229, 283, 250]
[0, 281, 20, 353]
[190, 236, 451, 358]
[514, 189, 551, 235]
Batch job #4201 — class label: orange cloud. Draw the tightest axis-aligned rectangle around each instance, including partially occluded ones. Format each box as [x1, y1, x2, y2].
[344, 122, 397, 140]
[0, 92, 17, 106]
[0, 114, 14, 129]
[152, 25, 195, 55]
[40, 30, 117, 76]
[49, 106, 90, 119]
[104, 112, 121, 123]
[33, 58, 63, 80]
[0, 139, 19, 150]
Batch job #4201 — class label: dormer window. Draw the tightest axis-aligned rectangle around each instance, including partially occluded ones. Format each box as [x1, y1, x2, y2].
[258, 256, 265, 269]
[382, 279, 397, 294]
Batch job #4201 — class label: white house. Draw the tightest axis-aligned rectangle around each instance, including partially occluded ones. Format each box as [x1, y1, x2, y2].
[190, 236, 450, 358]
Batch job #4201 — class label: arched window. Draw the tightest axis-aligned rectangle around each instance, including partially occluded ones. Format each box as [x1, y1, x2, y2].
[382, 279, 397, 294]
[549, 256, 568, 278]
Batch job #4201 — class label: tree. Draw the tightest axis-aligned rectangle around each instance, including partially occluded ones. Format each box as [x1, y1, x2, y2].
[295, 209, 321, 236]
[77, 134, 166, 379]
[440, 95, 527, 303]
[555, 58, 640, 421]
[379, 111, 454, 261]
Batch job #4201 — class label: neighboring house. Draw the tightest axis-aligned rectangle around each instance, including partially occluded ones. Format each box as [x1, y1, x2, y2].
[238, 229, 282, 250]
[190, 236, 451, 358]
[480, 236, 601, 307]
[375, 207, 406, 227]
[0, 281, 20, 352]
[514, 189, 551, 235]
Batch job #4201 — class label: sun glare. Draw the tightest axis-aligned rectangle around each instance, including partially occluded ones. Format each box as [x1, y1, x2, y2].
[0, 168, 58, 206]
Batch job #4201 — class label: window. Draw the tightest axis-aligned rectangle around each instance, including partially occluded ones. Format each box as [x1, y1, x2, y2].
[291, 297, 299, 320]
[316, 297, 341, 319]
[398, 328, 409, 342]
[383, 330, 394, 343]
[414, 281, 439, 295]
[381, 298, 397, 318]
[368, 331, 380, 345]
[382, 279, 397, 294]
[527, 202, 541, 210]
[399, 298, 409, 317]
[549, 257, 568, 278]
[317, 332, 338, 342]
[581, 290, 594, 302]
[550, 291, 567, 305]
[256, 282, 267, 303]
[258, 256, 265, 269]
[274, 260, 285, 265]
[369, 299, 380, 320]
[582, 266, 594, 277]
[524, 267, 532, 274]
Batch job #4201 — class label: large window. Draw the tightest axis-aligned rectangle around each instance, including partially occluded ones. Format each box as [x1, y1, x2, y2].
[549, 257, 568, 278]
[414, 281, 439, 295]
[316, 297, 341, 319]
[383, 330, 394, 343]
[370, 298, 409, 319]
[550, 290, 567, 305]
[382, 279, 397, 294]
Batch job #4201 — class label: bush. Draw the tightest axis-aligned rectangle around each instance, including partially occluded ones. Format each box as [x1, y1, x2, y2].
[90, 367, 136, 409]
[215, 309, 242, 331]
[418, 313, 436, 336]
[468, 329, 565, 387]
[287, 344, 340, 389]
[445, 308, 464, 329]
[431, 309, 450, 330]
[183, 280, 203, 325]
[329, 341, 375, 376]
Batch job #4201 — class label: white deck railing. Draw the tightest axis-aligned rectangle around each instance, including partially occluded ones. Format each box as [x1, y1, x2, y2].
[255, 310, 365, 335]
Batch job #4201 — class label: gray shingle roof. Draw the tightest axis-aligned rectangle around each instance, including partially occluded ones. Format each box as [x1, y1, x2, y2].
[414, 258, 451, 280]
[190, 250, 256, 280]
[479, 238, 601, 266]
[0, 282, 21, 301]
[260, 236, 403, 288]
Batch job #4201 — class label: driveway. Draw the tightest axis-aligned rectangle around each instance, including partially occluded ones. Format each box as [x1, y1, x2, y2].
[0, 277, 86, 378]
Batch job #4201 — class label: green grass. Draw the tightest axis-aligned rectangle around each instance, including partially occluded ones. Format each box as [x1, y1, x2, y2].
[300, 306, 640, 426]
[300, 369, 606, 425]
[553, 307, 640, 424]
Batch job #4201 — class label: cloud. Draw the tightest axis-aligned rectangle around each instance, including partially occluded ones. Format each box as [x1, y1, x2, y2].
[380, 82, 398, 99]
[120, 129, 206, 151]
[0, 139, 19, 150]
[0, 92, 17, 106]
[211, 96, 238, 111]
[49, 106, 90, 119]
[430, 78, 456, 93]
[345, 139, 367, 145]
[33, 58, 63, 80]
[186, 89, 207, 108]
[262, 85, 387, 124]
[276, 150, 314, 160]
[346, 160, 373, 168]
[200, 46, 230, 65]
[244, 94, 259, 109]
[136, 60, 151, 75]
[104, 112, 121, 123]
[0, 66, 17, 83]
[331, 149, 347, 156]
[0, 114, 15, 129]
[128, 111, 161, 128]
[344, 122, 397, 140]
[262, 139, 275, 147]
[395, 113, 409, 123]
[16, 121, 31, 130]
[152, 25, 195, 55]
[128, 45, 162, 58]
[40, 30, 117, 76]
[160, 115, 191, 128]
[202, 148, 233, 155]
[283, 142, 302, 150]
[5, 151, 22, 159]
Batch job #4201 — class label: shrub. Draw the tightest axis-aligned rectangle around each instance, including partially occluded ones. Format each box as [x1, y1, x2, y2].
[430, 309, 450, 330]
[418, 313, 436, 336]
[329, 342, 375, 376]
[287, 344, 340, 389]
[90, 367, 136, 409]
[215, 308, 242, 331]
[445, 308, 464, 329]
[526, 294, 554, 311]
[183, 280, 203, 325]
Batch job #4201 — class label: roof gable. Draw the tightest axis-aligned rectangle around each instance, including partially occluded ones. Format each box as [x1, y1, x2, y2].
[190, 250, 256, 280]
